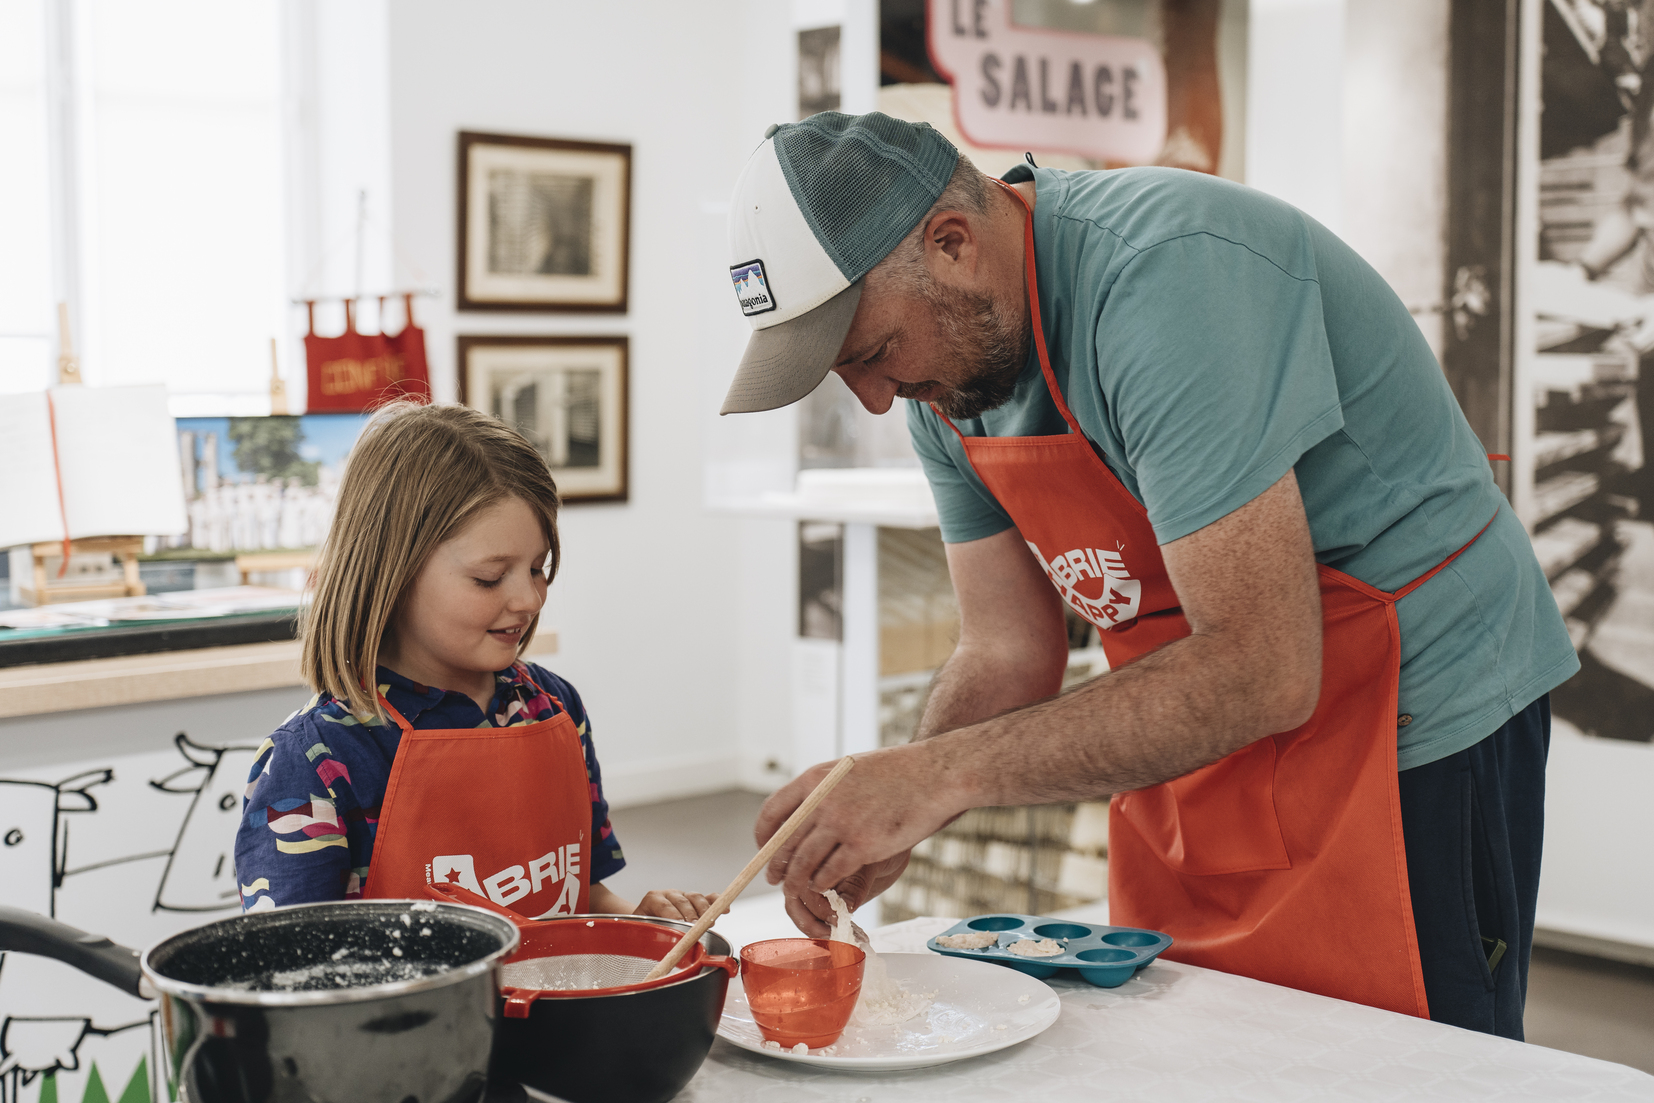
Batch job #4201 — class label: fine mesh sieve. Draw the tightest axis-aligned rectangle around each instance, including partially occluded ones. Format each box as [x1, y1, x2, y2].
[500, 952, 671, 992]
[495, 915, 737, 1016]
[416, 884, 739, 1013]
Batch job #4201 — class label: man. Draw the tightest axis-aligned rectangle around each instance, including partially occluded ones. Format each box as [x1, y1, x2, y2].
[724, 113, 1576, 1039]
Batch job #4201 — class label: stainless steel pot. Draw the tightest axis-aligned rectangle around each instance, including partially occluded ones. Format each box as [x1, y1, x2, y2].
[0, 900, 520, 1103]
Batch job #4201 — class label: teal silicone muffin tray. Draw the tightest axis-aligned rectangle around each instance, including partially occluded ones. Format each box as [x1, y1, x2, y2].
[925, 914, 1173, 987]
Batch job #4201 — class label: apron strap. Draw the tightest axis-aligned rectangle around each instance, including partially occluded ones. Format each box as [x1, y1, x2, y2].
[1392, 510, 1499, 600]
[931, 179, 1085, 443]
[931, 402, 970, 443]
[376, 692, 416, 734]
[376, 668, 567, 734]
[511, 661, 566, 714]
[992, 178, 1086, 438]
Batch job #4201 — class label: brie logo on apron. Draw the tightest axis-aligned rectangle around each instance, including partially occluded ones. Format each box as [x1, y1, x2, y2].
[1030, 540, 1141, 628]
[430, 842, 583, 914]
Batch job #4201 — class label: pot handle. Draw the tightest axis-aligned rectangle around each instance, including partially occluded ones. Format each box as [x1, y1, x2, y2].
[0, 906, 150, 998]
[425, 881, 529, 926]
[702, 954, 739, 979]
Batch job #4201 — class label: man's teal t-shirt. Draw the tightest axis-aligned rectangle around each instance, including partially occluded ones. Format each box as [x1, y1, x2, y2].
[907, 166, 1578, 770]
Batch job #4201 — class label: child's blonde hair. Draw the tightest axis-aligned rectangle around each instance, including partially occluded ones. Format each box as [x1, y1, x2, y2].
[301, 401, 561, 717]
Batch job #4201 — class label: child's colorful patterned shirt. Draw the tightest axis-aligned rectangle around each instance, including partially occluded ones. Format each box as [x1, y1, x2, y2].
[234, 662, 623, 910]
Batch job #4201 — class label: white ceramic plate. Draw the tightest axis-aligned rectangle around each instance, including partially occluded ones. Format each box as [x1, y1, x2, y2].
[716, 952, 1061, 1071]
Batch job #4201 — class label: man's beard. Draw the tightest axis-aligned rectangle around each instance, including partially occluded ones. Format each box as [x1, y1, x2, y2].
[896, 281, 1030, 421]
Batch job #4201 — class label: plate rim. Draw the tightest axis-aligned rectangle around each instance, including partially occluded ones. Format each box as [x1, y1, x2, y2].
[714, 952, 1061, 1071]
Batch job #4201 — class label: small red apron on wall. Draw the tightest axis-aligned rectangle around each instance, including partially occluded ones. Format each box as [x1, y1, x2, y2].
[303, 293, 432, 413]
[362, 671, 591, 918]
[932, 181, 1495, 1017]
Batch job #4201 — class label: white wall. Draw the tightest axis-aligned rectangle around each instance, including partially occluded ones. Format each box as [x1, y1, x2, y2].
[1246, 0, 1448, 358]
[1339, 0, 1449, 355]
[1246, 0, 1345, 234]
[382, 0, 804, 805]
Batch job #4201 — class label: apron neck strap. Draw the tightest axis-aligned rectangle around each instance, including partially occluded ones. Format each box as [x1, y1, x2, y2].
[376, 692, 416, 734]
[932, 180, 1086, 441]
[509, 661, 566, 714]
[994, 179, 1084, 435]
[375, 666, 568, 731]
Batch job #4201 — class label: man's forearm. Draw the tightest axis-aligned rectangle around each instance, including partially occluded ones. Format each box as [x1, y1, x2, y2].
[922, 623, 1318, 810]
[915, 638, 1065, 740]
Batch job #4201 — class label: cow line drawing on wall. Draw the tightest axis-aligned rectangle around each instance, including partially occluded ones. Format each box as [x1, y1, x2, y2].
[0, 732, 259, 1103]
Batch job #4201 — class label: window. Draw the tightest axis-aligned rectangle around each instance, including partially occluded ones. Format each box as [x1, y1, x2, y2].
[0, 0, 285, 404]
[0, 0, 54, 392]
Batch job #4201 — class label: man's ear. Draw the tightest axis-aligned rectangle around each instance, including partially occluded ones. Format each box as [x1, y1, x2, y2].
[923, 210, 979, 279]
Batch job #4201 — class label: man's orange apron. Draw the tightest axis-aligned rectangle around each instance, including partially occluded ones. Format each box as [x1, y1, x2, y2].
[362, 669, 591, 918]
[933, 183, 1492, 1017]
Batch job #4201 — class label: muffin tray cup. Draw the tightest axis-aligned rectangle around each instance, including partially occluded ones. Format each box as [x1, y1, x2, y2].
[925, 914, 1173, 988]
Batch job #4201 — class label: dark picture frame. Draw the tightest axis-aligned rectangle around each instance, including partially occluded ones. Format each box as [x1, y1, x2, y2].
[456, 131, 631, 313]
[457, 335, 629, 503]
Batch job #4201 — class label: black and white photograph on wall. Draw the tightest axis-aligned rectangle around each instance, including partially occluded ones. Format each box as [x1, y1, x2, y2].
[799, 25, 842, 115]
[456, 132, 631, 312]
[1520, 0, 1654, 742]
[457, 335, 629, 502]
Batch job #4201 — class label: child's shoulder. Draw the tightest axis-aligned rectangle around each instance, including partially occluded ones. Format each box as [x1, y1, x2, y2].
[517, 662, 588, 722]
[260, 691, 382, 758]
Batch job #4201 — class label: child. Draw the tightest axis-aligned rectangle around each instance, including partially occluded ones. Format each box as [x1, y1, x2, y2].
[235, 402, 715, 923]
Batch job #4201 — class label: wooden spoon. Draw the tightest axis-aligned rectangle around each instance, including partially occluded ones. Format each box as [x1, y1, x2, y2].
[643, 756, 856, 981]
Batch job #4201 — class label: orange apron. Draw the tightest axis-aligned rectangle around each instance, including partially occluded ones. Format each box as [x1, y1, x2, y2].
[933, 182, 1491, 1017]
[362, 669, 591, 918]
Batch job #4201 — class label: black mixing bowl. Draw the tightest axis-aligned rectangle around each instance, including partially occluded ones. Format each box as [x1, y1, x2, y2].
[489, 918, 733, 1103]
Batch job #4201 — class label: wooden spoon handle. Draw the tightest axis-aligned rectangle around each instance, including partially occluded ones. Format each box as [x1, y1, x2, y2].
[643, 756, 856, 981]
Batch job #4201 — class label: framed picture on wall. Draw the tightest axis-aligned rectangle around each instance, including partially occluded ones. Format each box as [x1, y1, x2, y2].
[457, 335, 629, 503]
[456, 131, 631, 312]
[1500, 0, 1654, 743]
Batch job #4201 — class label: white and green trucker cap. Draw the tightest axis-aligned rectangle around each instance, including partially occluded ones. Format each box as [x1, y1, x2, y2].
[721, 111, 960, 415]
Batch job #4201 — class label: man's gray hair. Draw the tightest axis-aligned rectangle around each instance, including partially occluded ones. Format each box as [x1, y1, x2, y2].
[867, 156, 992, 296]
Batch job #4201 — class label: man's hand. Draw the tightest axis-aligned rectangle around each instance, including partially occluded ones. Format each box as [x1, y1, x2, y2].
[775, 853, 912, 937]
[755, 744, 967, 930]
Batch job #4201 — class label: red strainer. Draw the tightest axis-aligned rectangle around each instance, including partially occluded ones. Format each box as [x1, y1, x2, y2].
[424, 883, 737, 1018]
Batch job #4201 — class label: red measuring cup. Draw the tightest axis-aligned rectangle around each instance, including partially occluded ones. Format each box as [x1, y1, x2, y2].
[739, 938, 865, 1049]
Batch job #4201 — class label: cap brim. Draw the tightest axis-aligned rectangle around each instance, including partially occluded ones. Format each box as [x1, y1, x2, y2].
[720, 282, 863, 414]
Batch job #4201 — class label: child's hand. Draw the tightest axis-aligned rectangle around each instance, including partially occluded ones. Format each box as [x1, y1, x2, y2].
[633, 890, 720, 922]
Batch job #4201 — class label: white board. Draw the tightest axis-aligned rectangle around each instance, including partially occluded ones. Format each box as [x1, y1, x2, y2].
[0, 386, 188, 548]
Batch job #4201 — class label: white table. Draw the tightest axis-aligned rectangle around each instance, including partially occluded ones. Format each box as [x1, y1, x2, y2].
[682, 897, 1654, 1101]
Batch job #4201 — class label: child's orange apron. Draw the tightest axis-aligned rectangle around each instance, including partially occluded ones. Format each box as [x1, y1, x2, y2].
[362, 673, 591, 918]
[930, 182, 1493, 1016]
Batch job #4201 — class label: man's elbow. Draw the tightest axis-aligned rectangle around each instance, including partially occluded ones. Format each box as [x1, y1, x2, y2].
[1261, 663, 1321, 734]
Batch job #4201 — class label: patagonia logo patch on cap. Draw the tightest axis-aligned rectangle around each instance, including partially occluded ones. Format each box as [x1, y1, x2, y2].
[731, 259, 776, 316]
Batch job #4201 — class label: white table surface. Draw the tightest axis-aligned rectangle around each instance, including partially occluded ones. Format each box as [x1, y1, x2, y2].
[679, 896, 1654, 1102]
